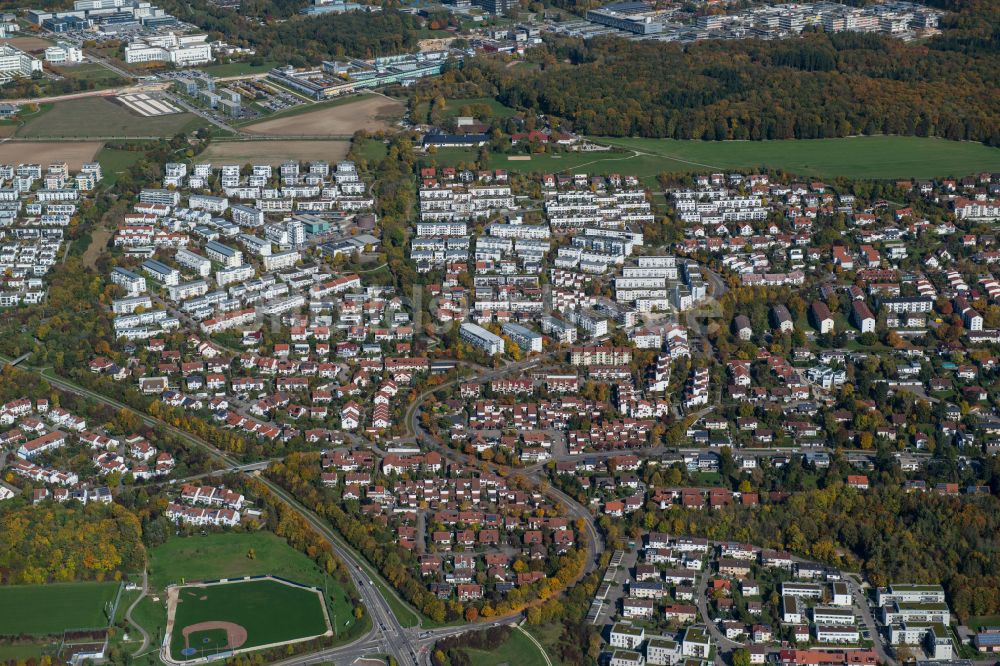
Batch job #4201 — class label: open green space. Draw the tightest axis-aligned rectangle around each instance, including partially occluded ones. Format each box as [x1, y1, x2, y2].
[95, 146, 145, 186]
[967, 615, 1000, 630]
[459, 626, 549, 666]
[17, 97, 206, 138]
[423, 135, 1000, 182]
[0, 643, 47, 661]
[149, 532, 361, 642]
[53, 62, 128, 85]
[0, 581, 119, 636]
[169, 578, 329, 660]
[599, 135, 1000, 180]
[443, 96, 517, 119]
[196, 60, 278, 77]
[358, 138, 389, 164]
[149, 532, 329, 589]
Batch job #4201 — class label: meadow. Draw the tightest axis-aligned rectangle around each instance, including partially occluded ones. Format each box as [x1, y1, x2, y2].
[420, 135, 1000, 182]
[0, 581, 119, 636]
[149, 532, 329, 589]
[459, 626, 549, 666]
[17, 98, 205, 139]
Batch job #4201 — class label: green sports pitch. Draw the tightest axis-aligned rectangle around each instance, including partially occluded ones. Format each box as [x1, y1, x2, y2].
[0, 582, 120, 636]
[168, 577, 331, 661]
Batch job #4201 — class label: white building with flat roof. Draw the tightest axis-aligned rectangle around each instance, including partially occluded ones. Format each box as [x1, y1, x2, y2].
[460, 322, 504, 355]
[0, 45, 42, 77]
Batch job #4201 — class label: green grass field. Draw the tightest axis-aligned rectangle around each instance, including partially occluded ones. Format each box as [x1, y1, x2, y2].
[95, 146, 145, 186]
[150, 532, 330, 589]
[53, 62, 128, 85]
[423, 135, 1000, 181]
[0, 582, 119, 636]
[460, 627, 549, 666]
[967, 615, 1000, 630]
[17, 97, 205, 139]
[149, 533, 361, 641]
[169, 579, 329, 660]
[0, 643, 46, 661]
[196, 61, 278, 78]
[598, 135, 1000, 180]
[358, 138, 389, 164]
[444, 96, 517, 120]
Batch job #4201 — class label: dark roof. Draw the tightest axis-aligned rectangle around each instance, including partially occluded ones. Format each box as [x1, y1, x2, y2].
[423, 133, 488, 146]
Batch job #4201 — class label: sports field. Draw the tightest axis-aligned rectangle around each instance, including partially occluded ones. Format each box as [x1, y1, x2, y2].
[423, 135, 999, 181]
[0, 582, 119, 636]
[149, 532, 360, 642]
[17, 98, 205, 139]
[167, 578, 330, 661]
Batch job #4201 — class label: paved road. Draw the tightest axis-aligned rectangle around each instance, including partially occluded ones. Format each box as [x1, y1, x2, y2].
[846, 575, 896, 666]
[1, 82, 170, 106]
[0, 360, 415, 664]
[694, 565, 743, 656]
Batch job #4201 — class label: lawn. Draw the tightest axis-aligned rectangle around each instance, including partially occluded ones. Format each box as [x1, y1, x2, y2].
[0, 582, 119, 636]
[422, 135, 1000, 182]
[17, 97, 206, 139]
[95, 146, 145, 186]
[150, 532, 361, 642]
[460, 626, 549, 666]
[169, 578, 329, 660]
[0, 643, 46, 661]
[196, 61, 278, 77]
[597, 135, 1000, 180]
[149, 532, 330, 589]
[358, 137, 389, 164]
[967, 615, 1000, 630]
[53, 62, 128, 86]
[444, 96, 517, 120]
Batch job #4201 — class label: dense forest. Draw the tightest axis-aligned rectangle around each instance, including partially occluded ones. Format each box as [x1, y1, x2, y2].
[154, 1, 422, 65]
[0, 502, 144, 584]
[666, 486, 1000, 622]
[450, 29, 999, 144]
[409, 0, 1000, 145]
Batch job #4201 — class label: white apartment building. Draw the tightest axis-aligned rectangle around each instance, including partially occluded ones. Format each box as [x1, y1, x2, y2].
[175, 248, 212, 277]
[460, 322, 504, 355]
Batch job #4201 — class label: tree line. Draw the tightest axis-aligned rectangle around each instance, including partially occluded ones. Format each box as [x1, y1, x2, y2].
[0, 502, 144, 584]
[156, 0, 422, 66]
[418, 17, 1000, 145]
[664, 485, 1000, 623]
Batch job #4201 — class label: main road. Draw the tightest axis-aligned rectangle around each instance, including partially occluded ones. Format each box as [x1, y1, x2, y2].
[0, 359, 429, 666]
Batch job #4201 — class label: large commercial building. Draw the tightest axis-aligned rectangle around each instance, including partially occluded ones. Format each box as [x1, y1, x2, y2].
[586, 2, 663, 34]
[268, 51, 457, 100]
[125, 33, 212, 66]
[0, 45, 42, 78]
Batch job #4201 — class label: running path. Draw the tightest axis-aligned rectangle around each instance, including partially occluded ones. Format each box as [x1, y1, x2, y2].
[125, 569, 151, 656]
